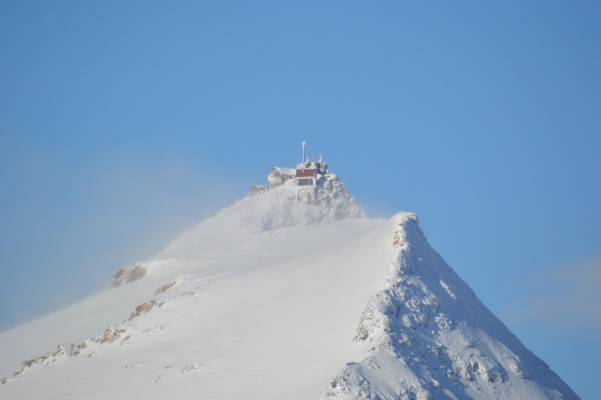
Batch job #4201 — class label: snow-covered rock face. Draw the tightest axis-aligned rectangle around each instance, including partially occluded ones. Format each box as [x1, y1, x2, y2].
[238, 176, 365, 233]
[111, 264, 146, 288]
[321, 213, 579, 400]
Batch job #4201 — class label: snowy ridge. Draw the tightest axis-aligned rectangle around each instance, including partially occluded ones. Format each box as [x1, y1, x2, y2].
[321, 213, 579, 400]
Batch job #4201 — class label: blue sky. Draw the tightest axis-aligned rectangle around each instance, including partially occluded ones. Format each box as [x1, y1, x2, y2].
[1, 1, 600, 397]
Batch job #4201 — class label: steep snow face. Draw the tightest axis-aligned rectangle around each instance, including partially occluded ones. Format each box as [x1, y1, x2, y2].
[0, 182, 579, 400]
[321, 213, 579, 400]
[0, 178, 379, 400]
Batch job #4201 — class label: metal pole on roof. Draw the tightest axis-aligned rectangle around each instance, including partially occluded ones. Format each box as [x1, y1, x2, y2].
[302, 141, 306, 162]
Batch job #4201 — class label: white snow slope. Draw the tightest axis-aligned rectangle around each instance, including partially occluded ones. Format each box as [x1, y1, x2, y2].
[0, 177, 579, 399]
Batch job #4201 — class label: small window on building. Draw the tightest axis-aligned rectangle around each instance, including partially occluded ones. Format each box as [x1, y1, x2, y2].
[298, 178, 313, 186]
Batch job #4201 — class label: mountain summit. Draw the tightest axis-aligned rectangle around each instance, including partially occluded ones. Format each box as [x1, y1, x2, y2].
[0, 153, 579, 399]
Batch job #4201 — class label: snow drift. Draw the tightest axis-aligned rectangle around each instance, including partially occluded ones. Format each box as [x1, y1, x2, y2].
[0, 178, 579, 399]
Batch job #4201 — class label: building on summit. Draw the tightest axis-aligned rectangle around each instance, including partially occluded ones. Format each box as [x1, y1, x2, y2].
[268, 142, 329, 187]
[295, 142, 328, 186]
[249, 142, 331, 196]
[267, 167, 297, 188]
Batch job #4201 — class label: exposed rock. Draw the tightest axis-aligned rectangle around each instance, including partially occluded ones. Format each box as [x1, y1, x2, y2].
[98, 327, 126, 344]
[73, 341, 88, 356]
[0, 300, 167, 382]
[155, 281, 177, 295]
[6, 343, 76, 381]
[181, 364, 201, 373]
[111, 264, 147, 288]
[248, 185, 268, 197]
[129, 300, 162, 320]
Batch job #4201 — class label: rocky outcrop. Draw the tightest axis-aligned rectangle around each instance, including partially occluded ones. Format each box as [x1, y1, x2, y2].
[1, 282, 176, 385]
[248, 176, 365, 233]
[155, 280, 177, 295]
[111, 264, 147, 288]
[129, 300, 162, 320]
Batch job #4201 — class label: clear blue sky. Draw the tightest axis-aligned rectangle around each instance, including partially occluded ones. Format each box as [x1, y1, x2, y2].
[1, 1, 599, 397]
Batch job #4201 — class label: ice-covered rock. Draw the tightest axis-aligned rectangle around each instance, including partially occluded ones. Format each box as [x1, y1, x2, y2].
[247, 175, 365, 232]
[235, 175, 365, 233]
[111, 264, 147, 288]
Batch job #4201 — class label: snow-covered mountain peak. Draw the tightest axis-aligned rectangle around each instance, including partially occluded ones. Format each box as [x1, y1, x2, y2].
[0, 171, 580, 399]
[200, 144, 364, 236]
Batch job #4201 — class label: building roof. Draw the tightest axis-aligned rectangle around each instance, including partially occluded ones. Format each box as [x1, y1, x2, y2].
[270, 167, 296, 176]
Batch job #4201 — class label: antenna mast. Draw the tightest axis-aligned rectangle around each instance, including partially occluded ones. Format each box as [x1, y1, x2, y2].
[302, 141, 306, 162]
